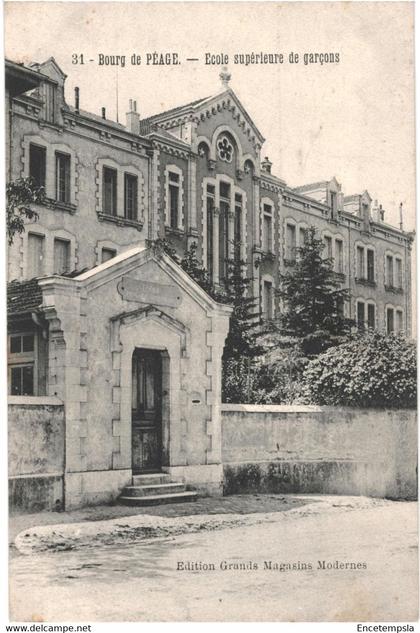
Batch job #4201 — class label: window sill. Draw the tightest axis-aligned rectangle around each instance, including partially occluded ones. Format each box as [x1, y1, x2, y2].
[98, 212, 144, 231]
[384, 284, 404, 294]
[355, 277, 376, 288]
[47, 199, 77, 214]
[8, 395, 63, 406]
[165, 226, 185, 237]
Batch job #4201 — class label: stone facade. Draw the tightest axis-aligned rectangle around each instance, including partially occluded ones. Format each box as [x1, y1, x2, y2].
[6, 58, 413, 333]
[6, 58, 415, 510]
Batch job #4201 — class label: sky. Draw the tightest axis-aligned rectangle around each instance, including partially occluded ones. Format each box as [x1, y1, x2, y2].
[4, 1, 415, 232]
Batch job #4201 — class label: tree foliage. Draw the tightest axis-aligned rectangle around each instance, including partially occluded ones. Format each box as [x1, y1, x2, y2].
[275, 226, 353, 355]
[222, 254, 263, 362]
[7, 177, 46, 245]
[300, 331, 416, 408]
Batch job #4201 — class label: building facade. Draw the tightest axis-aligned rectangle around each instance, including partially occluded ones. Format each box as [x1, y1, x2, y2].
[6, 58, 414, 510]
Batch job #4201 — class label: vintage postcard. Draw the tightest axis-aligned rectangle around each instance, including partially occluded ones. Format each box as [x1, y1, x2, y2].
[4, 1, 417, 625]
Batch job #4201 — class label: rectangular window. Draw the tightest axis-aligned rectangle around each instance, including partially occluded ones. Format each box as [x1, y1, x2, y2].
[263, 208, 273, 253]
[335, 239, 344, 273]
[220, 181, 230, 199]
[263, 281, 273, 320]
[168, 172, 180, 229]
[10, 365, 34, 396]
[395, 258, 403, 289]
[10, 334, 34, 354]
[29, 144, 46, 188]
[396, 310, 403, 333]
[357, 301, 365, 329]
[367, 304, 375, 330]
[124, 173, 138, 220]
[356, 246, 365, 278]
[299, 227, 307, 247]
[324, 235, 333, 259]
[28, 233, 44, 277]
[55, 152, 71, 203]
[101, 248, 117, 263]
[234, 194, 242, 262]
[103, 167, 117, 215]
[387, 308, 394, 334]
[206, 186, 214, 278]
[286, 224, 296, 261]
[386, 255, 394, 286]
[219, 182, 230, 280]
[53, 238, 70, 274]
[367, 249, 375, 282]
[8, 333, 36, 396]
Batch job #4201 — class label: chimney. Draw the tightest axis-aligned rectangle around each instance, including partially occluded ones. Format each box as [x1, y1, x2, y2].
[261, 156, 272, 174]
[126, 99, 140, 135]
[101, 107, 106, 120]
[361, 196, 371, 232]
[74, 87, 80, 114]
[399, 202, 404, 231]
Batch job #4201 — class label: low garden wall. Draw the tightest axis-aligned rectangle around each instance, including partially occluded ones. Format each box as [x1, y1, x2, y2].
[9, 396, 65, 513]
[221, 404, 417, 499]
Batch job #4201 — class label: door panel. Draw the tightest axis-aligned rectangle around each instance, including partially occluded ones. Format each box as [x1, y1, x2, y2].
[131, 349, 162, 472]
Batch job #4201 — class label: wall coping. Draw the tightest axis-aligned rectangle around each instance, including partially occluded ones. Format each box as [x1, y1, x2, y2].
[8, 396, 63, 406]
[221, 403, 416, 414]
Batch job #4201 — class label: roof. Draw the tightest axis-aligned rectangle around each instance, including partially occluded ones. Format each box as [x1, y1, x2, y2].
[293, 181, 328, 193]
[7, 278, 42, 316]
[66, 105, 126, 131]
[5, 59, 48, 97]
[139, 95, 211, 130]
[139, 88, 266, 144]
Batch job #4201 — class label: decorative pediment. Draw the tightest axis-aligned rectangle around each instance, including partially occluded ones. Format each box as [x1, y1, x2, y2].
[142, 89, 265, 151]
[30, 57, 67, 85]
[110, 305, 189, 356]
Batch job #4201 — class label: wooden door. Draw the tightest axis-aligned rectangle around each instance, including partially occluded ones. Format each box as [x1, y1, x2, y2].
[131, 349, 162, 472]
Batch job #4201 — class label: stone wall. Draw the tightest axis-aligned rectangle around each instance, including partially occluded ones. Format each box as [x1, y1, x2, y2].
[222, 404, 417, 499]
[9, 396, 65, 513]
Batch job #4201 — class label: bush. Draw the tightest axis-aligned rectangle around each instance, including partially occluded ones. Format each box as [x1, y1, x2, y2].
[300, 331, 417, 408]
[222, 347, 308, 404]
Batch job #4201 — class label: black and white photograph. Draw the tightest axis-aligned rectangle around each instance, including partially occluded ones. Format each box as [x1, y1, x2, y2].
[4, 1, 418, 625]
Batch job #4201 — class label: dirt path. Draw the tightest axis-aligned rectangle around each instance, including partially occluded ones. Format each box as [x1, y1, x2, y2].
[9, 496, 418, 621]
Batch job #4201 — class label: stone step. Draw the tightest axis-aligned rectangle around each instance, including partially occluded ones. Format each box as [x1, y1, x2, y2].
[119, 490, 198, 507]
[132, 473, 172, 486]
[122, 483, 186, 497]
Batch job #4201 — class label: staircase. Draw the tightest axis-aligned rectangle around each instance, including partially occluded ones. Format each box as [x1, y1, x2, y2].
[119, 473, 198, 507]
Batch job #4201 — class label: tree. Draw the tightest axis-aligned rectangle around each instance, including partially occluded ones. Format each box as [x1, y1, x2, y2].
[7, 177, 46, 244]
[300, 331, 416, 408]
[275, 226, 353, 356]
[222, 253, 263, 362]
[147, 238, 265, 402]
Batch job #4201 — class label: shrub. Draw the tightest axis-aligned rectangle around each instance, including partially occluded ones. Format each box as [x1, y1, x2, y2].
[301, 331, 416, 408]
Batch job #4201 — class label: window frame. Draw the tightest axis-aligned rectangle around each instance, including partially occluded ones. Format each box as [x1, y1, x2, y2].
[8, 332, 38, 396]
[103, 166, 118, 216]
[29, 143, 47, 189]
[55, 151, 71, 204]
[53, 237, 71, 275]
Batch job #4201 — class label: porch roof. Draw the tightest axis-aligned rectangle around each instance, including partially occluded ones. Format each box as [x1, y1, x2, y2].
[7, 278, 42, 316]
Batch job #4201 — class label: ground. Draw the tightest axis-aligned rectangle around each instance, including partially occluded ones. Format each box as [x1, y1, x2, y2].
[9, 494, 418, 622]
